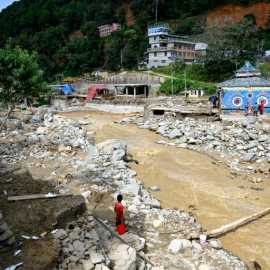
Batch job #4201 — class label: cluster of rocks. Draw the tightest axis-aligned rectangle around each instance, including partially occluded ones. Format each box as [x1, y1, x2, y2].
[121, 115, 270, 164]
[58, 138, 247, 270]
[52, 215, 146, 270]
[0, 107, 249, 269]
[0, 110, 93, 164]
[0, 211, 15, 252]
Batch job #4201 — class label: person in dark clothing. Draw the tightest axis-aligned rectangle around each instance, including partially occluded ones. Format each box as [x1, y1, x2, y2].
[114, 194, 124, 227]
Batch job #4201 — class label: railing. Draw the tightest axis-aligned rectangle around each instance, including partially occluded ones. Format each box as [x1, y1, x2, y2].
[85, 75, 161, 85]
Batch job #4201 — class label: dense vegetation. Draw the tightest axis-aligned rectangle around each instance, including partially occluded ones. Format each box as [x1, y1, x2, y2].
[0, 0, 270, 82]
[0, 43, 48, 128]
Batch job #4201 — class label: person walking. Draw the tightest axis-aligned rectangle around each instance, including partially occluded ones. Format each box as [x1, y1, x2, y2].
[114, 194, 125, 234]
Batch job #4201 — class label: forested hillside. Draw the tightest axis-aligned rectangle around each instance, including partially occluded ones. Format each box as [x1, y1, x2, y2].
[0, 0, 270, 81]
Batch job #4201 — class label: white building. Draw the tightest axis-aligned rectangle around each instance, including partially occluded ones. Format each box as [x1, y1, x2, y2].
[147, 24, 207, 69]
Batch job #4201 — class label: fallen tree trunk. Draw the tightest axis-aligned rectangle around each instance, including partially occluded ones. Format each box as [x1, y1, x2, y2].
[8, 193, 73, 201]
[206, 207, 270, 239]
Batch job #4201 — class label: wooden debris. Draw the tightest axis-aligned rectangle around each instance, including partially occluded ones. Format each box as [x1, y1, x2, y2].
[8, 193, 73, 202]
[206, 207, 270, 239]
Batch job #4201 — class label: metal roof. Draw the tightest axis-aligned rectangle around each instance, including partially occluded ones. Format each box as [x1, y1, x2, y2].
[236, 61, 258, 74]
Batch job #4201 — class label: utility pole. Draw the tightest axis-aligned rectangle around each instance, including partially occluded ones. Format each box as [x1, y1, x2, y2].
[120, 49, 123, 70]
[171, 64, 174, 96]
[155, 0, 159, 24]
[184, 69, 187, 99]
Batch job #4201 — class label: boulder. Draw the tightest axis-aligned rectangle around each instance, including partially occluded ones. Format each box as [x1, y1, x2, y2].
[121, 233, 145, 251]
[52, 229, 68, 240]
[90, 250, 105, 264]
[82, 260, 94, 270]
[109, 244, 136, 270]
[168, 239, 192, 254]
[168, 129, 182, 139]
[209, 239, 222, 250]
[241, 153, 257, 162]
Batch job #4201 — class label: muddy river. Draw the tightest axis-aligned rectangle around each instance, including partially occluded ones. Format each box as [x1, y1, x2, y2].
[61, 111, 270, 269]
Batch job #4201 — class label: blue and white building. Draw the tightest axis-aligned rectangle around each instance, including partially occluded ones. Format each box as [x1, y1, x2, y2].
[219, 61, 270, 114]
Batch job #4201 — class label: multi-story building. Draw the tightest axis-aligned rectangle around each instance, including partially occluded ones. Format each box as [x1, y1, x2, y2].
[147, 24, 207, 69]
[98, 23, 121, 38]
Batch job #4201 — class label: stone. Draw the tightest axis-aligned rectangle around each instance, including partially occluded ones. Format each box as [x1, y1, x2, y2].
[121, 183, 140, 196]
[168, 239, 192, 254]
[168, 129, 182, 139]
[241, 153, 257, 162]
[209, 239, 222, 249]
[82, 260, 94, 270]
[94, 265, 110, 270]
[121, 233, 145, 251]
[152, 220, 163, 229]
[109, 244, 136, 270]
[90, 250, 105, 264]
[73, 240, 85, 254]
[53, 229, 68, 240]
[149, 186, 160, 192]
[0, 229, 13, 241]
[36, 126, 48, 135]
[198, 264, 213, 270]
[69, 227, 81, 241]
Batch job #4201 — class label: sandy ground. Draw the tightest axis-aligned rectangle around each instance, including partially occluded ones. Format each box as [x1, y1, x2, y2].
[58, 110, 270, 269]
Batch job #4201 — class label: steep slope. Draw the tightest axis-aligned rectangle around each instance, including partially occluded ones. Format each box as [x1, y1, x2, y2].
[207, 2, 270, 28]
[0, 0, 269, 79]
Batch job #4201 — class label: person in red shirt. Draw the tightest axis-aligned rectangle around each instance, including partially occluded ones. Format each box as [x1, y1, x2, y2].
[259, 100, 265, 115]
[114, 194, 124, 227]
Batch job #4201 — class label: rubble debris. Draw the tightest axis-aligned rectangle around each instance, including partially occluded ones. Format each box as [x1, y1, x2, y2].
[0, 211, 16, 252]
[0, 107, 249, 270]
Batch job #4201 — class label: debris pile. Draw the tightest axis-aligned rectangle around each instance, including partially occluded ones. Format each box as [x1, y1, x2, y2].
[0, 109, 248, 270]
[52, 139, 247, 270]
[120, 115, 270, 163]
[0, 211, 15, 252]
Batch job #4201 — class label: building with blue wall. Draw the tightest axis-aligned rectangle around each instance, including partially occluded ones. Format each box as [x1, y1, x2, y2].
[218, 61, 270, 114]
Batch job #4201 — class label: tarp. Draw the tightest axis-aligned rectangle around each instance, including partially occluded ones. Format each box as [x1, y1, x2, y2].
[53, 84, 74, 95]
[87, 84, 106, 102]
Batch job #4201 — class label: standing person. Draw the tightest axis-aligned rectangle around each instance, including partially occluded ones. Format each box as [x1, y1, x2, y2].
[114, 194, 124, 228]
[253, 104, 258, 117]
[259, 100, 265, 115]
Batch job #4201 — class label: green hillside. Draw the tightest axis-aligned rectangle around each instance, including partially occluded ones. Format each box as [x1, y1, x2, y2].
[0, 0, 270, 81]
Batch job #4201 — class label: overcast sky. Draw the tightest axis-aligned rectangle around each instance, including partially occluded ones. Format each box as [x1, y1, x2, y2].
[0, 0, 18, 12]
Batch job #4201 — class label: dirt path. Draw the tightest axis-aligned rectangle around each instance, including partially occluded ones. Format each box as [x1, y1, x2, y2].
[60, 111, 270, 269]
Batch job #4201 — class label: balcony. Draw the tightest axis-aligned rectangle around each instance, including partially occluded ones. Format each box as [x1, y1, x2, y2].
[147, 47, 170, 53]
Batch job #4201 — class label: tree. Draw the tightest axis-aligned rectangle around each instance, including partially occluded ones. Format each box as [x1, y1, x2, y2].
[0, 44, 48, 129]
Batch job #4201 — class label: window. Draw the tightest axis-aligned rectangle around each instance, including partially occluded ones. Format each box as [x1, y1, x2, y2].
[164, 52, 167, 56]
[154, 52, 157, 57]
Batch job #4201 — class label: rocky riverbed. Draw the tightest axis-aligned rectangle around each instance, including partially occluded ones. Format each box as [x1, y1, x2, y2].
[119, 114, 270, 174]
[0, 107, 249, 270]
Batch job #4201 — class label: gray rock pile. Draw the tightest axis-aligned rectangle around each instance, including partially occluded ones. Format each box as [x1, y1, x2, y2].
[132, 116, 270, 163]
[0, 112, 93, 164]
[52, 215, 145, 270]
[60, 139, 247, 270]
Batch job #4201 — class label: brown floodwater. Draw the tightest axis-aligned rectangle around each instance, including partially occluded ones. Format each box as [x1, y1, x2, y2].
[61, 110, 270, 269]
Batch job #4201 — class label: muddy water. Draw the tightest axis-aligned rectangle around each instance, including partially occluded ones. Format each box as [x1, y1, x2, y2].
[61, 111, 270, 269]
